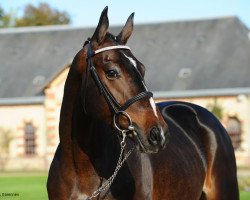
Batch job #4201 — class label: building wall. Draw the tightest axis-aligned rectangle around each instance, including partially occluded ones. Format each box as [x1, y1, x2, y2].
[1, 66, 249, 170]
[44, 67, 69, 167]
[0, 68, 68, 171]
[0, 104, 46, 170]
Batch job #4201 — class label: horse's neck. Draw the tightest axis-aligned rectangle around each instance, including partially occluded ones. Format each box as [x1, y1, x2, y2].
[59, 66, 152, 196]
[125, 150, 153, 198]
[71, 97, 121, 178]
[58, 67, 82, 165]
[59, 64, 121, 175]
[61, 93, 153, 197]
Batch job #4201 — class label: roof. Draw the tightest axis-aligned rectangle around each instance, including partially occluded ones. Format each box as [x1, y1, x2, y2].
[0, 16, 250, 98]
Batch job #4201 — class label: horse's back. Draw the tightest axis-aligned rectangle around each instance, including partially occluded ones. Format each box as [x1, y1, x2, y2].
[154, 101, 239, 200]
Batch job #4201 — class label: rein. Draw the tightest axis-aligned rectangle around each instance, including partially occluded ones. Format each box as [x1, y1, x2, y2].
[81, 40, 153, 199]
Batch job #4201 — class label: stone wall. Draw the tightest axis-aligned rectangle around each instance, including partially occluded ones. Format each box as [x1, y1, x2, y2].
[1, 65, 249, 170]
[0, 104, 46, 170]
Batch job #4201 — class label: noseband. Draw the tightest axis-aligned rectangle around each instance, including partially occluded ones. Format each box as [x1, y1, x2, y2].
[81, 40, 153, 128]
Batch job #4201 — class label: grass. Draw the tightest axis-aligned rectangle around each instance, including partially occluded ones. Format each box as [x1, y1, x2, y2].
[0, 172, 48, 200]
[0, 172, 249, 199]
[239, 176, 250, 200]
[241, 191, 250, 200]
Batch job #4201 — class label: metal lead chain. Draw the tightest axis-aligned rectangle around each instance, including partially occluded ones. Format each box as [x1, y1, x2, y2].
[86, 131, 135, 200]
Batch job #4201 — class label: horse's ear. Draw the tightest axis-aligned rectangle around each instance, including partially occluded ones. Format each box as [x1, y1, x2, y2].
[92, 6, 109, 44]
[117, 13, 134, 44]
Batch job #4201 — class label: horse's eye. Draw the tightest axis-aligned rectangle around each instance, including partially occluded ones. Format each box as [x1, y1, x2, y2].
[106, 69, 120, 80]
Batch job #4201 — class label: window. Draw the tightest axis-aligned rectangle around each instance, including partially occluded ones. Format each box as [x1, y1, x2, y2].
[24, 123, 36, 155]
[226, 117, 241, 150]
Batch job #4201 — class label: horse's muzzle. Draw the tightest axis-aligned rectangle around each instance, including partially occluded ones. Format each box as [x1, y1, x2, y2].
[129, 125, 169, 154]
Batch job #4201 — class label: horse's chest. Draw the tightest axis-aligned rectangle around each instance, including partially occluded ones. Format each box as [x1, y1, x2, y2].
[70, 181, 116, 200]
[150, 145, 206, 199]
[125, 153, 153, 200]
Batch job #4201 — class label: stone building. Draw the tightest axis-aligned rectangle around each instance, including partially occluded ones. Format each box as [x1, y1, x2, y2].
[0, 16, 249, 170]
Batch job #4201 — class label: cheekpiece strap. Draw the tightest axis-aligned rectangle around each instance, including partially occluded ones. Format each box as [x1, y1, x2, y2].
[83, 41, 152, 115]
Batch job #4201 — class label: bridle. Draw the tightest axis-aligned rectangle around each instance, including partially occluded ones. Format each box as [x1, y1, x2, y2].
[81, 39, 153, 126]
[81, 39, 153, 199]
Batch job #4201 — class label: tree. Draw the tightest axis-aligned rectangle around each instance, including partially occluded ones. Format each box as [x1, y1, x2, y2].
[0, 127, 13, 170]
[207, 98, 223, 120]
[15, 2, 71, 27]
[0, 6, 12, 28]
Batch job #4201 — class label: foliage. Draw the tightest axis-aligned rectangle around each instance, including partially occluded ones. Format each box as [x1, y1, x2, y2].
[238, 176, 250, 192]
[15, 2, 70, 27]
[0, 127, 13, 155]
[239, 176, 250, 200]
[207, 98, 223, 120]
[0, 2, 71, 28]
[0, 6, 12, 28]
[0, 127, 13, 171]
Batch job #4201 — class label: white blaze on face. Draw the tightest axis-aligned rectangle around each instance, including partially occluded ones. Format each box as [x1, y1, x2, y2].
[149, 97, 158, 119]
[123, 53, 137, 69]
[123, 52, 147, 90]
[123, 52, 158, 118]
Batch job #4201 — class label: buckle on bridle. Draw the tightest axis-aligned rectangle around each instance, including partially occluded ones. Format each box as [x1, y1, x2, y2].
[113, 111, 135, 133]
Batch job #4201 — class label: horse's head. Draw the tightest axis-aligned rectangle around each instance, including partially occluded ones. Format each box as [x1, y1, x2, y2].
[77, 7, 169, 153]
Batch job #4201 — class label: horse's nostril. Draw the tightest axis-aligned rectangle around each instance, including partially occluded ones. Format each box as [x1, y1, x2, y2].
[149, 127, 161, 143]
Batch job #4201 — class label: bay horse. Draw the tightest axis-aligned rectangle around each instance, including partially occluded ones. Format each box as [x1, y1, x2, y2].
[47, 7, 239, 200]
